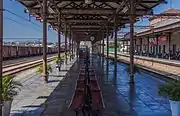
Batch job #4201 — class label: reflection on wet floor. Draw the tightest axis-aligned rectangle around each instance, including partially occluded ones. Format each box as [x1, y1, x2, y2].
[93, 56, 171, 116]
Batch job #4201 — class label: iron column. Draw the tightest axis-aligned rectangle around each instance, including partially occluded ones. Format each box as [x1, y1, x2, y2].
[58, 13, 61, 71]
[102, 30, 105, 66]
[129, 0, 135, 83]
[114, 18, 118, 83]
[168, 32, 171, 60]
[0, 0, 3, 113]
[65, 24, 67, 64]
[42, 0, 47, 82]
[71, 32, 73, 59]
[106, 25, 109, 80]
[147, 36, 150, 56]
[69, 29, 71, 61]
[106, 26, 109, 59]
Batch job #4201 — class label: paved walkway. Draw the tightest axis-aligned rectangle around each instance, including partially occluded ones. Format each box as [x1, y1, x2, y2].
[94, 56, 171, 116]
[11, 56, 172, 116]
[11, 58, 76, 116]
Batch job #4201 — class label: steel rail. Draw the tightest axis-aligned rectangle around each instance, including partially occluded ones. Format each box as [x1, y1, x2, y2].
[2, 56, 55, 77]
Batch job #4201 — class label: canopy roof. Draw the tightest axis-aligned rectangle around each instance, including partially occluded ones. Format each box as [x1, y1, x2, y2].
[18, 0, 166, 42]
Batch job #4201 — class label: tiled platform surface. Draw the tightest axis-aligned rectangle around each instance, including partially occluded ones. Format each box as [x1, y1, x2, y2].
[11, 56, 172, 116]
[93, 56, 171, 116]
[10, 58, 77, 116]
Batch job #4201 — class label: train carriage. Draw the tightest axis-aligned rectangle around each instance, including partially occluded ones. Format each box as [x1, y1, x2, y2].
[2, 45, 58, 60]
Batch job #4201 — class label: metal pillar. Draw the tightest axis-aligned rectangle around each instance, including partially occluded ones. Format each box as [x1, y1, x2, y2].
[147, 36, 150, 56]
[102, 36, 104, 56]
[114, 26, 117, 63]
[71, 33, 73, 59]
[102, 32, 105, 66]
[168, 32, 171, 60]
[140, 38, 142, 56]
[106, 27, 109, 80]
[99, 32, 101, 55]
[156, 35, 159, 58]
[0, 0, 3, 113]
[114, 18, 118, 81]
[134, 38, 136, 54]
[76, 41, 80, 59]
[69, 29, 71, 61]
[129, 0, 135, 83]
[42, 0, 47, 82]
[106, 27, 109, 58]
[58, 14, 61, 71]
[65, 24, 68, 64]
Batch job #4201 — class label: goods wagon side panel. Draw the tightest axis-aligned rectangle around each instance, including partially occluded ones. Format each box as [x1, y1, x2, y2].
[3, 46, 9, 59]
[11, 46, 18, 58]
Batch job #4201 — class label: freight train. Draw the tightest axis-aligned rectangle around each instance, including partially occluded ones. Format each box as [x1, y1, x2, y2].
[2, 45, 62, 60]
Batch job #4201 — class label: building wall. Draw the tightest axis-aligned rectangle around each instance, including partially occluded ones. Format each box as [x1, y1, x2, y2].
[135, 31, 180, 54]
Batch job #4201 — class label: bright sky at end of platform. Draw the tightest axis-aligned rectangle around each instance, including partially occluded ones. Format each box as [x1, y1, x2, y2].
[3, 0, 180, 42]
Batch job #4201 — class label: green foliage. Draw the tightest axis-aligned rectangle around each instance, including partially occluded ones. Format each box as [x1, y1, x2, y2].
[54, 55, 65, 64]
[54, 56, 59, 64]
[109, 45, 115, 48]
[37, 64, 52, 74]
[125, 64, 140, 74]
[2, 75, 22, 101]
[158, 80, 180, 101]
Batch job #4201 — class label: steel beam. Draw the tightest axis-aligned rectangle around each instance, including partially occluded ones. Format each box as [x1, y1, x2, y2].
[42, 0, 47, 82]
[0, 0, 3, 114]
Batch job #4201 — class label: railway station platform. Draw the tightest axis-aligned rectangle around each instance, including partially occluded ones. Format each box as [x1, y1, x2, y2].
[106, 52, 180, 80]
[10, 55, 172, 116]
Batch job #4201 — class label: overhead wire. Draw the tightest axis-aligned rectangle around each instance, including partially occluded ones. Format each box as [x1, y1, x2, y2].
[4, 8, 57, 35]
[4, 16, 42, 32]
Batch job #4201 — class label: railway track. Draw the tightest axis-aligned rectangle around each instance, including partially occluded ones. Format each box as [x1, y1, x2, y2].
[3, 56, 56, 77]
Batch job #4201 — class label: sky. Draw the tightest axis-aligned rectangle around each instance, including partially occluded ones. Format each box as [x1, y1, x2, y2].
[3, 0, 180, 42]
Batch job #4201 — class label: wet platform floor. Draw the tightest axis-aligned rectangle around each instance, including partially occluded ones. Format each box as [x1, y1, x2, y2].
[60, 56, 171, 116]
[92, 56, 171, 116]
[11, 55, 172, 116]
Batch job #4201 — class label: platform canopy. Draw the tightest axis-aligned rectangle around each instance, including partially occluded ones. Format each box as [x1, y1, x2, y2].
[18, 0, 166, 42]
